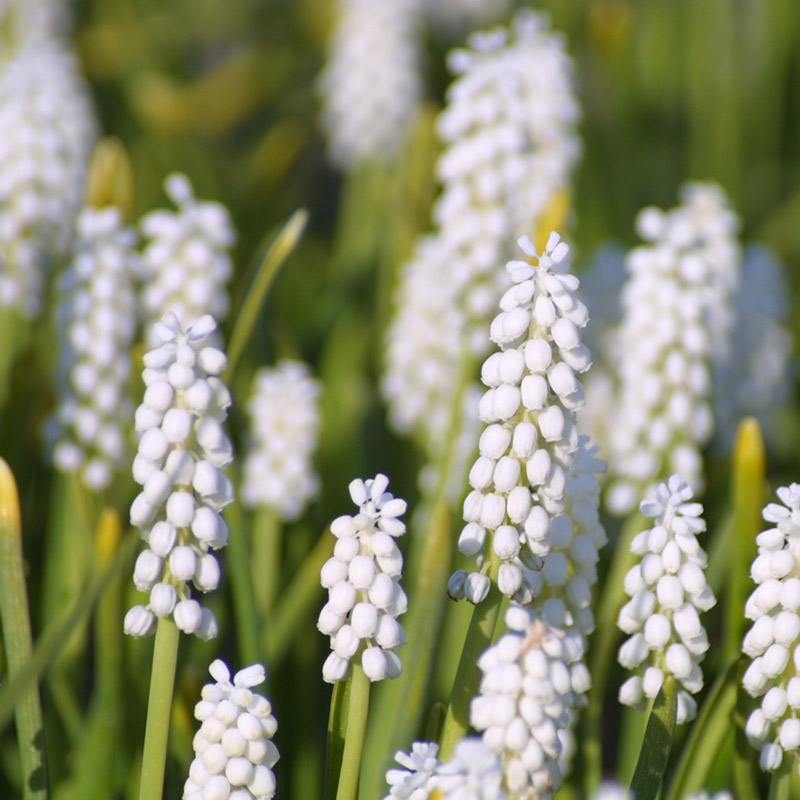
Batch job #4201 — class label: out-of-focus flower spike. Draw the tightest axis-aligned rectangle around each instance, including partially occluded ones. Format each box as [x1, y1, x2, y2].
[0, 39, 96, 316]
[241, 361, 321, 520]
[318, 0, 422, 169]
[139, 174, 235, 345]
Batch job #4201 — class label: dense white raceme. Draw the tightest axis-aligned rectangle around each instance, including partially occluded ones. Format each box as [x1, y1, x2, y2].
[598, 183, 740, 516]
[318, 0, 421, 169]
[241, 360, 321, 520]
[448, 234, 606, 642]
[49, 207, 140, 491]
[742, 483, 800, 775]
[383, 738, 507, 800]
[383, 11, 580, 464]
[318, 475, 408, 683]
[470, 605, 589, 799]
[0, 39, 96, 315]
[140, 174, 235, 344]
[617, 475, 715, 724]
[124, 313, 234, 639]
[182, 659, 279, 800]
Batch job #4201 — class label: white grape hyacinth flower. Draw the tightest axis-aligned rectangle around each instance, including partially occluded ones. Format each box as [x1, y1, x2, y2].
[617, 475, 715, 724]
[470, 605, 589, 798]
[318, 0, 421, 168]
[183, 659, 279, 800]
[241, 360, 321, 520]
[49, 206, 140, 491]
[602, 183, 740, 516]
[318, 474, 408, 683]
[140, 173, 234, 344]
[383, 11, 580, 460]
[383, 738, 507, 800]
[448, 233, 605, 617]
[124, 313, 234, 639]
[742, 483, 800, 775]
[0, 40, 96, 316]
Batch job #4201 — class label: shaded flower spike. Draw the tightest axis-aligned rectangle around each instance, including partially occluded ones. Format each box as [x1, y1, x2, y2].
[449, 233, 606, 631]
[601, 183, 740, 515]
[241, 360, 321, 520]
[470, 605, 589, 798]
[183, 659, 279, 800]
[49, 206, 140, 491]
[318, 0, 421, 168]
[742, 483, 800, 775]
[124, 312, 233, 639]
[0, 40, 96, 316]
[140, 173, 235, 344]
[317, 474, 408, 683]
[617, 475, 715, 724]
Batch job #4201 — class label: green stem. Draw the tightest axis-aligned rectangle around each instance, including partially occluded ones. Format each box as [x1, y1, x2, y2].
[252, 506, 282, 622]
[629, 676, 678, 800]
[138, 618, 180, 800]
[325, 678, 350, 800]
[663, 659, 738, 800]
[224, 208, 308, 383]
[439, 563, 503, 760]
[266, 530, 332, 666]
[768, 753, 793, 800]
[225, 502, 261, 667]
[584, 510, 646, 792]
[0, 457, 47, 799]
[335, 662, 371, 800]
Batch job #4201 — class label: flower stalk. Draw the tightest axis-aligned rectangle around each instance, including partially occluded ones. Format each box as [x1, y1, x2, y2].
[138, 617, 180, 800]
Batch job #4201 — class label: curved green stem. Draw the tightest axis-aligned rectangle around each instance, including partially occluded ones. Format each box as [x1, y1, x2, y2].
[629, 676, 678, 800]
[224, 208, 308, 382]
[0, 458, 47, 799]
[138, 618, 180, 800]
[335, 662, 371, 800]
[584, 511, 646, 792]
[438, 560, 502, 760]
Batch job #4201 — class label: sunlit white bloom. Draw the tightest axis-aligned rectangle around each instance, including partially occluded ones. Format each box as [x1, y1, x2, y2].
[140, 174, 234, 344]
[742, 483, 800, 776]
[470, 605, 588, 798]
[241, 361, 321, 520]
[617, 476, 715, 724]
[449, 234, 606, 642]
[49, 207, 140, 491]
[125, 313, 234, 639]
[318, 474, 408, 683]
[318, 0, 421, 168]
[182, 659, 279, 800]
[0, 40, 96, 315]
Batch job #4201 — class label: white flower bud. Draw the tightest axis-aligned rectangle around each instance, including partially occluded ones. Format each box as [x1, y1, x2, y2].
[174, 599, 203, 634]
[150, 583, 178, 617]
[124, 605, 156, 637]
[134, 550, 163, 592]
[169, 546, 198, 582]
